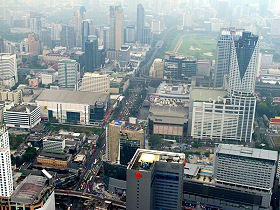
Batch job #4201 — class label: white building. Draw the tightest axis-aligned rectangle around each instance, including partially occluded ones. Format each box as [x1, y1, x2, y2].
[149, 58, 164, 78]
[214, 144, 278, 191]
[41, 73, 54, 85]
[80, 73, 110, 93]
[58, 59, 79, 89]
[0, 126, 13, 198]
[0, 89, 22, 104]
[4, 105, 41, 129]
[260, 68, 280, 84]
[190, 89, 256, 142]
[36, 89, 109, 125]
[227, 31, 259, 95]
[51, 23, 62, 41]
[183, 12, 193, 28]
[43, 137, 65, 152]
[0, 53, 18, 87]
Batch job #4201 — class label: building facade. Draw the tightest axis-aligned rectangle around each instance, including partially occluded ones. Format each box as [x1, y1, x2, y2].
[43, 137, 65, 152]
[126, 149, 185, 210]
[0, 126, 13, 198]
[58, 59, 79, 89]
[149, 58, 164, 78]
[214, 28, 244, 88]
[137, 4, 145, 44]
[106, 120, 145, 164]
[4, 105, 41, 129]
[80, 73, 110, 93]
[85, 35, 99, 72]
[109, 6, 124, 50]
[0, 53, 18, 88]
[36, 89, 108, 125]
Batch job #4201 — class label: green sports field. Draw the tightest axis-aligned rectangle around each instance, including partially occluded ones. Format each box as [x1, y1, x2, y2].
[177, 33, 218, 60]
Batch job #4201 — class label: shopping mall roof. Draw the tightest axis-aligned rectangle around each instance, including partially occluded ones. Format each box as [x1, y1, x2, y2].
[191, 88, 227, 102]
[36, 89, 108, 105]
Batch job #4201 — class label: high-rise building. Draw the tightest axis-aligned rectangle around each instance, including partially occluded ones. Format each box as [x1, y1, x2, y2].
[214, 28, 244, 88]
[73, 10, 83, 48]
[126, 149, 185, 210]
[118, 45, 131, 69]
[28, 33, 40, 55]
[137, 4, 145, 44]
[109, 6, 124, 50]
[85, 35, 99, 72]
[183, 12, 193, 28]
[228, 31, 259, 95]
[106, 120, 145, 164]
[0, 37, 4, 53]
[0, 125, 13, 198]
[0, 53, 18, 87]
[80, 73, 110, 93]
[58, 59, 79, 89]
[142, 27, 152, 45]
[149, 58, 164, 78]
[60, 25, 76, 50]
[29, 12, 46, 35]
[51, 23, 62, 41]
[82, 19, 95, 51]
[216, 0, 230, 20]
[214, 144, 277, 191]
[125, 25, 136, 43]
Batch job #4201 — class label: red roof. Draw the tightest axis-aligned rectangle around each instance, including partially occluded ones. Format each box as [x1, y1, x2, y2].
[270, 118, 280, 124]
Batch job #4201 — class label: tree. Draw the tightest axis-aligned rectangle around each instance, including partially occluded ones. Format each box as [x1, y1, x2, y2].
[149, 134, 163, 150]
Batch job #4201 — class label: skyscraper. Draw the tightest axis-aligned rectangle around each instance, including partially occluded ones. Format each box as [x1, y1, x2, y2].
[109, 6, 124, 50]
[126, 149, 185, 210]
[137, 4, 145, 44]
[58, 59, 79, 89]
[73, 10, 82, 48]
[0, 125, 13, 198]
[228, 31, 259, 95]
[28, 33, 41, 55]
[85, 35, 98, 72]
[60, 25, 76, 50]
[81, 19, 95, 51]
[142, 26, 152, 45]
[214, 28, 244, 88]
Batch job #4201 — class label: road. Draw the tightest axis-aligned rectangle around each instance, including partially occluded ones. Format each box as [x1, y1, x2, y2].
[255, 116, 275, 148]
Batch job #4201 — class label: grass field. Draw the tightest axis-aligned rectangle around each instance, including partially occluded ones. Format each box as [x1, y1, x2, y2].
[168, 33, 182, 52]
[177, 33, 217, 60]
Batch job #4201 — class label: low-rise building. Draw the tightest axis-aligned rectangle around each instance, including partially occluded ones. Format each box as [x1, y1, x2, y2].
[4, 104, 41, 129]
[36, 89, 109, 125]
[0, 174, 55, 210]
[37, 152, 71, 168]
[269, 117, 280, 132]
[148, 105, 188, 137]
[43, 136, 65, 152]
[41, 73, 54, 85]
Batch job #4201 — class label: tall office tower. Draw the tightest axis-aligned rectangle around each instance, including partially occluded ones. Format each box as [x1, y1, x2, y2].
[51, 23, 62, 41]
[0, 125, 13, 198]
[85, 35, 99, 72]
[214, 28, 244, 88]
[73, 10, 82, 48]
[142, 27, 152, 45]
[58, 59, 79, 89]
[106, 120, 145, 164]
[228, 31, 259, 96]
[81, 19, 95, 51]
[29, 12, 46, 35]
[28, 33, 40, 55]
[125, 25, 136, 43]
[60, 25, 76, 50]
[137, 4, 145, 44]
[183, 12, 193, 28]
[0, 37, 4, 53]
[214, 144, 277, 191]
[109, 6, 124, 50]
[0, 53, 18, 87]
[127, 149, 185, 210]
[270, 17, 280, 36]
[149, 58, 164, 78]
[216, 0, 230, 20]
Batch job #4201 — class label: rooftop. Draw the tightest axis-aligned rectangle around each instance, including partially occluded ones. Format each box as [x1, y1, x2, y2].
[190, 88, 226, 101]
[39, 151, 71, 160]
[36, 89, 108, 105]
[6, 105, 38, 113]
[156, 81, 190, 95]
[216, 144, 278, 161]
[128, 149, 185, 171]
[11, 175, 47, 204]
[110, 120, 144, 132]
[149, 104, 188, 118]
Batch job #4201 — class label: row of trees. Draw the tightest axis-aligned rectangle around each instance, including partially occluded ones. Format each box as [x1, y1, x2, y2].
[11, 147, 37, 167]
[256, 97, 280, 119]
